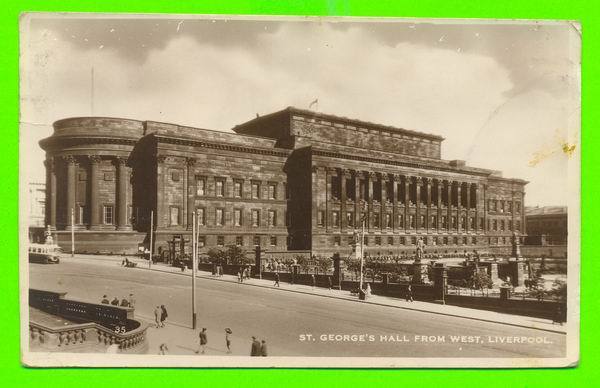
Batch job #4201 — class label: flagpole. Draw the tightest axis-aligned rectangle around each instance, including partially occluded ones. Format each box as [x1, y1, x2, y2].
[70, 208, 75, 258]
[192, 211, 197, 330]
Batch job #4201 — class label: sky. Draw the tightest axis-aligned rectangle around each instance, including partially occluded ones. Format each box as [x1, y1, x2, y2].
[19, 15, 580, 207]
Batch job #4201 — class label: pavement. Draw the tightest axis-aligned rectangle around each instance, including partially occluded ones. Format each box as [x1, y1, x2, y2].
[29, 254, 567, 357]
[62, 254, 567, 335]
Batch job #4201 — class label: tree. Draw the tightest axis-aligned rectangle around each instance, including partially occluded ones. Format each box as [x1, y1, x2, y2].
[225, 245, 248, 265]
[469, 271, 493, 295]
[207, 248, 225, 264]
[525, 269, 546, 300]
[549, 279, 567, 302]
[315, 255, 332, 274]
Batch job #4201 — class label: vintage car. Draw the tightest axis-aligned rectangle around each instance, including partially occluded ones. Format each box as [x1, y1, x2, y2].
[28, 243, 61, 264]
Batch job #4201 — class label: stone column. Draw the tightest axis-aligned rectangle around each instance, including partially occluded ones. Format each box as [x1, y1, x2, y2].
[44, 158, 57, 229]
[521, 191, 526, 235]
[465, 183, 471, 233]
[64, 155, 77, 229]
[381, 173, 388, 231]
[340, 169, 348, 230]
[415, 177, 422, 231]
[367, 172, 374, 229]
[325, 167, 334, 231]
[447, 180, 452, 231]
[116, 157, 131, 231]
[404, 176, 410, 232]
[436, 179, 442, 232]
[474, 184, 479, 233]
[156, 155, 167, 229]
[426, 178, 432, 231]
[186, 158, 196, 230]
[354, 170, 362, 228]
[392, 174, 399, 231]
[457, 182, 462, 233]
[89, 155, 102, 230]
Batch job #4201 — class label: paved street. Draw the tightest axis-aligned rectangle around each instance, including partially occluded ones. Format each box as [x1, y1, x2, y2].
[29, 258, 566, 358]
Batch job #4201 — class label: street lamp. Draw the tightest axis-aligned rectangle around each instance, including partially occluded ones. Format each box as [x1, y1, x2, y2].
[359, 203, 367, 291]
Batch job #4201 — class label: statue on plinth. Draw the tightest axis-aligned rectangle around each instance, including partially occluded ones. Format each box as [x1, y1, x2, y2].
[44, 225, 54, 245]
[511, 231, 522, 258]
[415, 237, 425, 263]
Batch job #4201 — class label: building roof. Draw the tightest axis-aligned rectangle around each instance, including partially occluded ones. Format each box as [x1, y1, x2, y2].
[525, 206, 567, 216]
[234, 106, 445, 141]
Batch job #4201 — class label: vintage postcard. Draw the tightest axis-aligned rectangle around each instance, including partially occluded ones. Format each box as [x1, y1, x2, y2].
[19, 13, 580, 368]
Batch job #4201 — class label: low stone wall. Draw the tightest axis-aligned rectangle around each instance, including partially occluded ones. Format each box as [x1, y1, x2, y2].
[445, 294, 566, 321]
[54, 231, 147, 255]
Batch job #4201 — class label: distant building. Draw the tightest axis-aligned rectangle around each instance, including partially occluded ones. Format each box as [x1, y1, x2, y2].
[39, 107, 527, 255]
[28, 182, 46, 227]
[525, 206, 567, 245]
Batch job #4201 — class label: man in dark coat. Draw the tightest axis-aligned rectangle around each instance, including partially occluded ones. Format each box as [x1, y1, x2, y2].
[101, 295, 109, 304]
[250, 336, 261, 356]
[260, 340, 268, 356]
[195, 328, 208, 354]
[274, 272, 280, 287]
[111, 297, 119, 306]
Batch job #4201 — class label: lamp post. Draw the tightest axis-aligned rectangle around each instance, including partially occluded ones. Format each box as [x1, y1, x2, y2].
[70, 208, 75, 258]
[359, 203, 367, 290]
[148, 210, 153, 269]
[191, 211, 197, 330]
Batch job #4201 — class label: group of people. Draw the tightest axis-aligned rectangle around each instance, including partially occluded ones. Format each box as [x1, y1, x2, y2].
[101, 293, 135, 308]
[192, 327, 268, 356]
[154, 305, 169, 328]
[211, 263, 224, 277]
[237, 266, 252, 283]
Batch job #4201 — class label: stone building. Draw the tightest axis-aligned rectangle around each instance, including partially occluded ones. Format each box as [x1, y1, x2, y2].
[525, 206, 568, 246]
[39, 107, 527, 256]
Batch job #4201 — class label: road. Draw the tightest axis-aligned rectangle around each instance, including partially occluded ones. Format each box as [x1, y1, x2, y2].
[28, 259, 566, 358]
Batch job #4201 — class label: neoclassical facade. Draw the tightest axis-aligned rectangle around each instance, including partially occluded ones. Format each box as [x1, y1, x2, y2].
[40, 107, 527, 256]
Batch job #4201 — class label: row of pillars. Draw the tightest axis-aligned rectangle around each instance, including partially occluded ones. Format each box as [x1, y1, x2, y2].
[44, 155, 131, 230]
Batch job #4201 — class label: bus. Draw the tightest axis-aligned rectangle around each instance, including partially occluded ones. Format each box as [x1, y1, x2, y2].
[28, 243, 61, 264]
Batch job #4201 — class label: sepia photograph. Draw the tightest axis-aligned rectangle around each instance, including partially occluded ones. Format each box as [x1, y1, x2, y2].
[18, 13, 580, 368]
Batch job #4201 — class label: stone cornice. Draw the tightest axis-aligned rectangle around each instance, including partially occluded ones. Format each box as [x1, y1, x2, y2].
[154, 135, 290, 158]
[40, 136, 137, 150]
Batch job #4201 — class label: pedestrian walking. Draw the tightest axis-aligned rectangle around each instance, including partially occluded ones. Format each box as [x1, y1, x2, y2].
[274, 272, 280, 287]
[225, 328, 232, 353]
[160, 304, 168, 327]
[101, 295, 109, 304]
[195, 328, 208, 354]
[250, 336, 261, 356]
[111, 297, 119, 306]
[311, 274, 316, 288]
[128, 293, 135, 308]
[260, 340, 268, 356]
[406, 284, 414, 302]
[158, 343, 169, 355]
[154, 306, 161, 328]
[237, 270, 242, 283]
[327, 275, 332, 290]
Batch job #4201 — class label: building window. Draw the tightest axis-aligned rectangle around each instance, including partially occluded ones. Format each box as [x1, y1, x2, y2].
[460, 216, 466, 229]
[420, 215, 426, 228]
[398, 214, 404, 228]
[331, 176, 341, 200]
[236, 236, 243, 246]
[388, 236, 394, 245]
[400, 236, 406, 245]
[385, 213, 392, 228]
[332, 211, 340, 227]
[364, 236, 369, 246]
[102, 205, 114, 225]
[252, 210, 260, 227]
[317, 211, 325, 227]
[77, 204, 85, 224]
[171, 171, 181, 182]
[472, 236, 477, 244]
[375, 236, 382, 246]
[233, 179, 243, 198]
[500, 201, 505, 213]
[493, 220, 498, 231]
[359, 180, 366, 200]
[196, 177, 206, 196]
[508, 201, 513, 213]
[270, 236, 277, 246]
[215, 208, 224, 226]
[268, 210, 276, 227]
[463, 236, 468, 245]
[334, 236, 341, 246]
[217, 235, 225, 247]
[409, 215, 415, 229]
[430, 215, 437, 229]
[479, 217, 484, 230]
[469, 217, 475, 229]
[442, 216, 447, 229]
[516, 220, 521, 231]
[268, 183, 277, 200]
[509, 220, 513, 231]
[215, 179, 225, 197]
[196, 208, 205, 226]
[347, 212, 354, 227]
[515, 202, 521, 213]
[500, 220, 505, 231]
[234, 209, 242, 226]
[169, 206, 179, 226]
[451, 216, 457, 229]
[411, 237, 416, 245]
[443, 237, 448, 245]
[253, 235, 261, 246]
[198, 236, 206, 247]
[373, 213, 380, 228]
[453, 237, 459, 245]
[251, 181, 260, 199]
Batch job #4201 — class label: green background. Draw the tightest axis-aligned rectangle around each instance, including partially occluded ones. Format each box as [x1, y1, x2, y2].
[1, 0, 595, 386]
